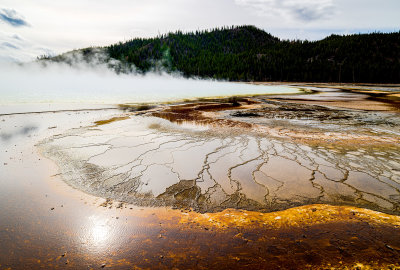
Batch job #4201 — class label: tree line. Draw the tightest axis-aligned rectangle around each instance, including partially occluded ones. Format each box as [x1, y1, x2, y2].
[103, 25, 400, 83]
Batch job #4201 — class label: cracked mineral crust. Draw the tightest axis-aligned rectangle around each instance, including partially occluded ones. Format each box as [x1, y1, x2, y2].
[38, 98, 400, 214]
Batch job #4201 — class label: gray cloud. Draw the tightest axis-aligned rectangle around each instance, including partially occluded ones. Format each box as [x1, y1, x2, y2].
[0, 8, 29, 27]
[1, 41, 20, 49]
[12, 34, 23, 40]
[0, 32, 54, 63]
[234, 0, 335, 22]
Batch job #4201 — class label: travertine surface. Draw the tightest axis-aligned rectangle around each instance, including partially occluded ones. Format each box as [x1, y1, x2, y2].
[38, 98, 400, 214]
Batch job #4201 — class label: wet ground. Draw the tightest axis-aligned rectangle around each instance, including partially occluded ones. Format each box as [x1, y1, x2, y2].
[39, 91, 400, 215]
[2, 202, 400, 269]
[1, 83, 400, 269]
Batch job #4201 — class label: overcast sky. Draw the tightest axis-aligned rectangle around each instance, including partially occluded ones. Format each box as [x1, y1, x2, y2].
[0, 0, 399, 62]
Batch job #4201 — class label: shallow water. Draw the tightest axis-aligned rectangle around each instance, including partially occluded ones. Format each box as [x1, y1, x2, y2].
[1, 83, 400, 269]
[38, 105, 400, 214]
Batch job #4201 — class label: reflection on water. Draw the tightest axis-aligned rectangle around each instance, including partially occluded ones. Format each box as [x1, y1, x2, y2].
[0, 125, 38, 142]
[85, 215, 112, 250]
[1, 84, 400, 269]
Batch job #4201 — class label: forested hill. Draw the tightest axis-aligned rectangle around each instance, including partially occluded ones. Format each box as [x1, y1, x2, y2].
[65, 26, 400, 83]
[105, 26, 400, 83]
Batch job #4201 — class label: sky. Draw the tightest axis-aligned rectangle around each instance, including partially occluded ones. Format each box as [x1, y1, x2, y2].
[0, 0, 399, 63]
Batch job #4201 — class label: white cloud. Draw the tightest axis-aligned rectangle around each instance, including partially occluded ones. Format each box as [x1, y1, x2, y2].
[0, 0, 399, 62]
[0, 31, 54, 62]
[234, 0, 335, 22]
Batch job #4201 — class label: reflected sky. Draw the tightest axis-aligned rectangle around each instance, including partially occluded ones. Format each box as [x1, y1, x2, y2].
[1, 87, 400, 268]
[0, 125, 37, 142]
[82, 215, 114, 253]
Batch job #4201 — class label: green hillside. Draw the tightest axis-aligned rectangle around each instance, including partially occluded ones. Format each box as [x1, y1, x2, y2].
[58, 25, 400, 83]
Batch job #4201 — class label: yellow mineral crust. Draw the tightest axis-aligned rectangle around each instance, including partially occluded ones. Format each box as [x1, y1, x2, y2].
[178, 204, 400, 229]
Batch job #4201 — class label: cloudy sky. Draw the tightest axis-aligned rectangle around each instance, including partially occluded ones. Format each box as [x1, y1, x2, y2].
[0, 0, 399, 62]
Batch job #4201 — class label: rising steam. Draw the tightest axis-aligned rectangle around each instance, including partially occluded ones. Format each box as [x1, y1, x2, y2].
[0, 49, 298, 111]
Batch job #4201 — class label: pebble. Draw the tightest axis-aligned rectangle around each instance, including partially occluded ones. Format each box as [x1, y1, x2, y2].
[385, 244, 394, 251]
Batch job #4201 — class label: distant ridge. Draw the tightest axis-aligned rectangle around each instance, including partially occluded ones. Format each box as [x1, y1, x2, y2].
[51, 26, 400, 83]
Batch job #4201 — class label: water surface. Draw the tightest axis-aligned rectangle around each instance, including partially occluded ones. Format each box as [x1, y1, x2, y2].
[1, 82, 400, 269]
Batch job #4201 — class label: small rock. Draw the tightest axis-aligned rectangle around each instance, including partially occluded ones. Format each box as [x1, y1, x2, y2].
[385, 244, 394, 251]
[116, 202, 124, 209]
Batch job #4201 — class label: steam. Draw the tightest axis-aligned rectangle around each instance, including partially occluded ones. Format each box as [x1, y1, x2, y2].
[0, 50, 298, 111]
